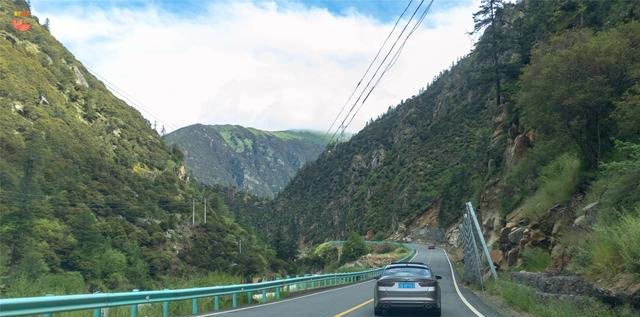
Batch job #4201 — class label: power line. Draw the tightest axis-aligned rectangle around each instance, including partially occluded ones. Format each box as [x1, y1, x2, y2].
[328, 0, 426, 144]
[325, 0, 414, 137]
[83, 66, 180, 132]
[343, 0, 435, 131]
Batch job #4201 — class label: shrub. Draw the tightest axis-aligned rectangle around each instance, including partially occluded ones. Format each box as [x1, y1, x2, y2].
[519, 247, 551, 272]
[520, 153, 581, 219]
[341, 233, 368, 263]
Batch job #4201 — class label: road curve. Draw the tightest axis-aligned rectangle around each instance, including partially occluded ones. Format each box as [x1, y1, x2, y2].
[201, 244, 503, 317]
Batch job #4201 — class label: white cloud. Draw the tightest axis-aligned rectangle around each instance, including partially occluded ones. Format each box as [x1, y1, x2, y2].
[33, 0, 479, 133]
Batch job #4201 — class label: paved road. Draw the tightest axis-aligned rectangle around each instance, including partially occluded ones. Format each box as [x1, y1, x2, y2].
[202, 244, 503, 317]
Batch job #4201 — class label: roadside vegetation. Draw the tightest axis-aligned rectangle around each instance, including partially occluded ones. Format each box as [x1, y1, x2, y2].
[486, 278, 637, 317]
[295, 235, 409, 275]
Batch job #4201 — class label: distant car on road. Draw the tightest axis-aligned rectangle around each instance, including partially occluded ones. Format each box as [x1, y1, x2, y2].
[428, 243, 436, 249]
[374, 262, 442, 316]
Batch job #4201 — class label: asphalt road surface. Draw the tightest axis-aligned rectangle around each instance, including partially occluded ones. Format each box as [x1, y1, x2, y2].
[201, 244, 504, 317]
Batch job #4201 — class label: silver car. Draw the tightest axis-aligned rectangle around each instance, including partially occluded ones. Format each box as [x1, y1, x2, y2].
[374, 262, 442, 316]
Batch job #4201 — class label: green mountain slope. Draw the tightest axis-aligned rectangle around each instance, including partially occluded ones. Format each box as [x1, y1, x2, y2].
[164, 124, 333, 197]
[261, 0, 640, 284]
[0, 0, 270, 296]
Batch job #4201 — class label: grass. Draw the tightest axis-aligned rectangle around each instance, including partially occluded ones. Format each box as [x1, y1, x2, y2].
[485, 278, 637, 317]
[520, 154, 581, 219]
[584, 209, 640, 279]
[519, 247, 551, 272]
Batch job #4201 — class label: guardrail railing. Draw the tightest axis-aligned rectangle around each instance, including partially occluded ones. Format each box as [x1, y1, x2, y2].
[0, 244, 415, 317]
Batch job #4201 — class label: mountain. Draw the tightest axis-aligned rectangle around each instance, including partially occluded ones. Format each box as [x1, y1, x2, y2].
[0, 0, 271, 296]
[259, 0, 640, 294]
[164, 124, 335, 197]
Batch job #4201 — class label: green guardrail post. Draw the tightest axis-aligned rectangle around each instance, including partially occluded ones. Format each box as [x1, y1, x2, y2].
[214, 295, 220, 311]
[42, 294, 54, 317]
[275, 287, 280, 300]
[232, 293, 238, 308]
[261, 289, 267, 303]
[162, 301, 169, 317]
[247, 291, 252, 304]
[93, 308, 101, 317]
[161, 289, 169, 317]
[191, 298, 198, 315]
[130, 289, 139, 317]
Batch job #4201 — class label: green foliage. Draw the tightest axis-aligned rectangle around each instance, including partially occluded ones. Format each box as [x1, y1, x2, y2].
[518, 22, 640, 168]
[519, 248, 551, 272]
[0, 0, 272, 297]
[486, 278, 636, 317]
[571, 141, 640, 279]
[580, 209, 640, 279]
[341, 233, 368, 263]
[519, 154, 581, 219]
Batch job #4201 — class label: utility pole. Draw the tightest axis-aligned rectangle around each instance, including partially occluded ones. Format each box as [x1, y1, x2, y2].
[204, 198, 207, 224]
[192, 198, 195, 226]
[153, 120, 157, 132]
[238, 240, 242, 254]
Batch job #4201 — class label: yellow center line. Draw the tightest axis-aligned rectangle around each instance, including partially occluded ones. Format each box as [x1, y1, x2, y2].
[332, 298, 374, 317]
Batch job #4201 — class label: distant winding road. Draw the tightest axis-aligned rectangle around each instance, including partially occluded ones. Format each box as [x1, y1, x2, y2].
[200, 244, 504, 317]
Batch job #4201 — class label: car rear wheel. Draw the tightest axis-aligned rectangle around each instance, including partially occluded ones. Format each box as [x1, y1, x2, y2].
[374, 306, 385, 316]
[431, 307, 441, 316]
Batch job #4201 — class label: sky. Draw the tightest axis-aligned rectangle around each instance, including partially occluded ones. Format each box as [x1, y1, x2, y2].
[31, 0, 480, 134]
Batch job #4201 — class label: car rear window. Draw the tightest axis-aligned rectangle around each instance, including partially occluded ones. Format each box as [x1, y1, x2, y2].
[382, 267, 432, 277]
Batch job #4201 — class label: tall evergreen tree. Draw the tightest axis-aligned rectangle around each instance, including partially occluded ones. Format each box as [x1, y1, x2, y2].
[473, 0, 504, 111]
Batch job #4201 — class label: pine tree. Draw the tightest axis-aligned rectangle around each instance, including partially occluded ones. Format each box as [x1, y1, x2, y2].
[473, 0, 504, 111]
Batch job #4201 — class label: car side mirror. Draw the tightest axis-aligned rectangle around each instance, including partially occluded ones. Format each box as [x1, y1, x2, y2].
[435, 275, 442, 280]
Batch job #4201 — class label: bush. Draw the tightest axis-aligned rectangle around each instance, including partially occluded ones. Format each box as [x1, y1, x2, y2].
[587, 209, 640, 278]
[341, 233, 368, 263]
[519, 153, 581, 219]
[486, 278, 630, 317]
[519, 247, 551, 272]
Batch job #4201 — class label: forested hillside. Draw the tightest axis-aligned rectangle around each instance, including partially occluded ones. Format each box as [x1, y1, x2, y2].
[261, 0, 640, 287]
[164, 125, 332, 197]
[0, 0, 271, 296]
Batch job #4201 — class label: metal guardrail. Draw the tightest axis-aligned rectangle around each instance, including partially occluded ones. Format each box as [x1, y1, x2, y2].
[0, 244, 415, 317]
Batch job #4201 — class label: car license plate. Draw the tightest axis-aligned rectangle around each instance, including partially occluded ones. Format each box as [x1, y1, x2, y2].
[399, 282, 415, 289]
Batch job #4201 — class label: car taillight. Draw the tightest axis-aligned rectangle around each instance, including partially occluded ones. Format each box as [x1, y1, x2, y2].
[377, 281, 394, 287]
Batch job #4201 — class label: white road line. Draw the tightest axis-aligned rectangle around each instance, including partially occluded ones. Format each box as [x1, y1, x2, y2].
[442, 249, 486, 317]
[202, 245, 420, 316]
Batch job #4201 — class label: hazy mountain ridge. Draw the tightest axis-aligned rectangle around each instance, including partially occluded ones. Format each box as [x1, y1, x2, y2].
[164, 124, 334, 197]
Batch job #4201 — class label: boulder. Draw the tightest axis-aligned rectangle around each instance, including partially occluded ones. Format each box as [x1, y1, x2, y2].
[574, 215, 588, 228]
[508, 227, 525, 244]
[529, 229, 546, 245]
[507, 248, 520, 267]
[491, 250, 504, 266]
[499, 227, 510, 244]
[365, 229, 374, 240]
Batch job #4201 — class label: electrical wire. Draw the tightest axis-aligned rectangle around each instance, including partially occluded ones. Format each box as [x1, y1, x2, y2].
[325, 0, 414, 137]
[342, 0, 435, 131]
[328, 0, 426, 144]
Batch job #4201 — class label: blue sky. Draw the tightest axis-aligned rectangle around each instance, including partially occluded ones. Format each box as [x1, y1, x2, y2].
[31, 0, 480, 133]
[33, 0, 474, 22]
